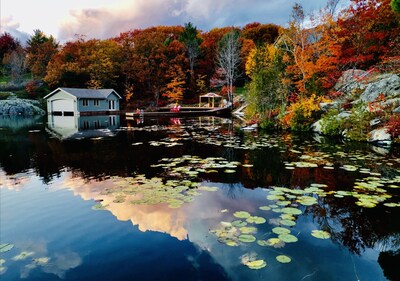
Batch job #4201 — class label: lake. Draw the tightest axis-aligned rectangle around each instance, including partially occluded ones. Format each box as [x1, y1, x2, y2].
[0, 115, 399, 281]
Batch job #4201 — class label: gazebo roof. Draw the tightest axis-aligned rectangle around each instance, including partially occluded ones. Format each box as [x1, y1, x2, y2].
[200, 92, 222, 98]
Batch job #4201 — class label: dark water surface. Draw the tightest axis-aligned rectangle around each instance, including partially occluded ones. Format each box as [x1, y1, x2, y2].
[1, 115, 399, 281]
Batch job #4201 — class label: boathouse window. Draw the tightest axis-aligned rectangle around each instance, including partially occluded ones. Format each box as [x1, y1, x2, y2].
[83, 120, 90, 129]
[94, 99, 100, 106]
[64, 111, 74, 116]
[93, 120, 100, 129]
[83, 99, 89, 106]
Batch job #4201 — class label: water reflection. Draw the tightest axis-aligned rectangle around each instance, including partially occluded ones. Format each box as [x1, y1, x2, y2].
[46, 115, 120, 140]
[1, 116, 400, 281]
[0, 115, 42, 131]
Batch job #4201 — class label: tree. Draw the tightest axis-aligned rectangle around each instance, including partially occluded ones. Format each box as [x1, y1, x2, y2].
[26, 30, 58, 79]
[3, 46, 26, 83]
[245, 45, 287, 125]
[45, 37, 122, 89]
[391, 0, 400, 12]
[337, 0, 400, 70]
[179, 22, 202, 79]
[163, 77, 185, 103]
[0, 33, 20, 75]
[242, 22, 280, 46]
[216, 30, 241, 106]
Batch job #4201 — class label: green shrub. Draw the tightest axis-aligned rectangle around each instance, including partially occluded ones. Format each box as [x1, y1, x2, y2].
[320, 108, 346, 136]
[0, 92, 11, 100]
[343, 103, 372, 141]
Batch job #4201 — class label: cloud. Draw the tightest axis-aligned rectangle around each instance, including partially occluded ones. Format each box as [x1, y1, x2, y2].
[1, 16, 30, 45]
[58, 0, 330, 42]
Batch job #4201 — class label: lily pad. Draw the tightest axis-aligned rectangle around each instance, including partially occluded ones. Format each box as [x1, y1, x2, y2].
[276, 255, 292, 263]
[278, 233, 298, 243]
[240, 226, 258, 234]
[232, 220, 247, 227]
[0, 244, 14, 253]
[259, 206, 271, 211]
[272, 227, 291, 235]
[245, 259, 267, 270]
[280, 219, 296, 227]
[266, 238, 284, 247]
[238, 234, 257, 243]
[234, 211, 251, 219]
[311, 230, 331, 239]
[12, 251, 34, 261]
[281, 207, 302, 215]
[246, 216, 266, 224]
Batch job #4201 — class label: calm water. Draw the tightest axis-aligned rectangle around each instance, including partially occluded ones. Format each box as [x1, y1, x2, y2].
[0, 115, 399, 281]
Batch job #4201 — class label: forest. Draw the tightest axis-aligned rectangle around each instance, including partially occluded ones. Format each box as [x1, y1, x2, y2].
[0, 0, 399, 136]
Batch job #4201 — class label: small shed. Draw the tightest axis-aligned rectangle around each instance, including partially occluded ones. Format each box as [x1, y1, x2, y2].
[44, 88, 122, 116]
[199, 93, 223, 108]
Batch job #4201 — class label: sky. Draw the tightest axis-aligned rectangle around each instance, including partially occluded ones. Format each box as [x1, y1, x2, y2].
[1, 0, 340, 43]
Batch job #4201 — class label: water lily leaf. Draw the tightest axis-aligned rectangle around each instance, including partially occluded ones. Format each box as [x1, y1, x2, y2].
[266, 238, 284, 247]
[259, 206, 271, 211]
[280, 219, 296, 227]
[238, 234, 256, 243]
[224, 169, 236, 173]
[12, 251, 34, 261]
[246, 216, 266, 224]
[226, 241, 239, 247]
[0, 244, 14, 253]
[232, 220, 247, 227]
[281, 207, 302, 215]
[245, 259, 267, 270]
[242, 164, 254, 168]
[234, 211, 251, 219]
[278, 233, 298, 243]
[311, 230, 331, 239]
[280, 214, 296, 221]
[276, 255, 292, 263]
[272, 227, 291, 235]
[297, 196, 318, 206]
[0, 259, 4, 266]
[257, 240, 269, 246]
[267, 194, 286, 201]
[240, 226, 257, 234]
[384, 202, 400, 207]
[32, 257, 50, 265]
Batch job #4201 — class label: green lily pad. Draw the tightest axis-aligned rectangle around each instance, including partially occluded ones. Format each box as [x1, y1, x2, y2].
[278, 233, 298, 243]
[12, 251, 34, 261]
[276, 255, 292, 263]
[0, 244, 14, 253]
[92, 203, 108, 210]
[281, 207, 302, 215]
[266, 238, 284, 247]
[311, 230, 331, 239]
[267, 194, 286, 201]
[234, 211, 251, 219]
[280, 219, 296, 227]
[257, 240, 269, 246]
[240, 226, 258, 234]
[226, 241, 239, 247]
[246, 216, 266, 224]
[232, 220, 247, 227]
[245, 259, 267, 270]
[297, 196, 318, 206]
[272, 227, 291, 235]
[238, 234, 256, 243]
[259, 206, 271, 211]
[224, 169, 236, 173]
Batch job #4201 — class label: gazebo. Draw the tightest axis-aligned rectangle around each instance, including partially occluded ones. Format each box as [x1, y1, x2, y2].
[199, 92, 223, 108]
